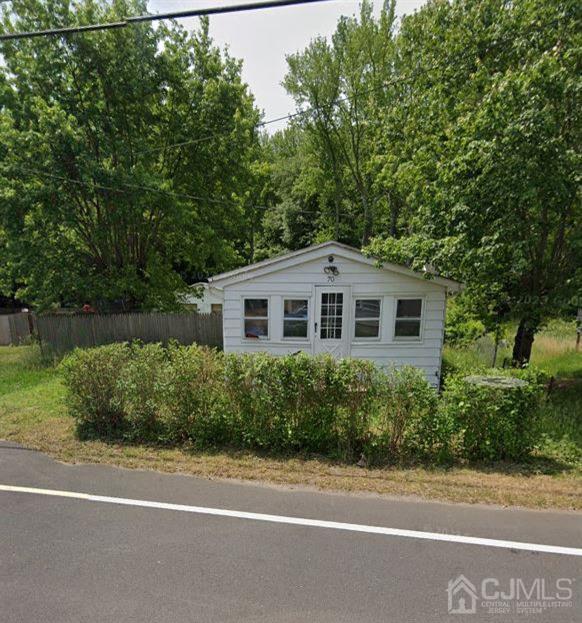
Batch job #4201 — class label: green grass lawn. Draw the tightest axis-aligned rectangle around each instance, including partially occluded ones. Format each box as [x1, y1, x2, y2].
[443, 319, 581, 376]
[0, 322, 581, 510]
[0, 346, 66, 434]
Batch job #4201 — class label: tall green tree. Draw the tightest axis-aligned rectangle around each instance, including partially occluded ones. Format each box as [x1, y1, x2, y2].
[0, 0, 259, 310]
[369, 0, 581, 363]
[284, 0, 397, 245]
[256, 123, 339, 256]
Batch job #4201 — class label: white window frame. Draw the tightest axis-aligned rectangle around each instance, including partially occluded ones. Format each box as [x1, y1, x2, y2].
[393, 297, 424, 342]
[352, 297, 382, 342]
[242, 296, 270, 341]
[282, 297, 310, 342]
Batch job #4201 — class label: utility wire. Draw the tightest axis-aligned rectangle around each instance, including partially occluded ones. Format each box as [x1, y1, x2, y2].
[0, 0, 340, 41]
[9, 13, 572, 215]
[139, 12, 571, 155]
[16, 165, 325, 216]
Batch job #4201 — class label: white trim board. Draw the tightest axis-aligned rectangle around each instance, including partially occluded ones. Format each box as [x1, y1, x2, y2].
[208, 241, 461, 292]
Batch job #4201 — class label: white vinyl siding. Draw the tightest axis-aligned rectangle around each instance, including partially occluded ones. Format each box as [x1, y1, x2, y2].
[182, 284, 224, 314]
[221, 248, 449, 386]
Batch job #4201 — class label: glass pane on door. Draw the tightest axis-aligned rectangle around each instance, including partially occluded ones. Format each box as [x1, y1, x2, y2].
[320, 292, 343, 339]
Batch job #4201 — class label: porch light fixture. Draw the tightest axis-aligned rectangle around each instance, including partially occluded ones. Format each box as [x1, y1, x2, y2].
[324, 265, 339, 277]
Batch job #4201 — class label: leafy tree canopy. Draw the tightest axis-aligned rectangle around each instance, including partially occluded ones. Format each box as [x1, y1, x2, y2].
[368, 0, 581, 362]
[259, 0, 581, 363]
[0, 0, 580, 364]
[0, 0, 260, 310]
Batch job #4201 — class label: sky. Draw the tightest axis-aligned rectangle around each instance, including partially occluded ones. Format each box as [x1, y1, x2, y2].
[148, 0, 426, 131]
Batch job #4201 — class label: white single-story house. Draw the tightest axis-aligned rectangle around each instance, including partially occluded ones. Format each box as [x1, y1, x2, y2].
[205, 241, 461, 385]
[182, 282, 224, 314]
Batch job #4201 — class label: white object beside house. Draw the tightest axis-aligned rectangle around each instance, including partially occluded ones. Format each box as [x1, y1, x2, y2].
[182, 283, 224, 314]
[207, 241, 461, 386]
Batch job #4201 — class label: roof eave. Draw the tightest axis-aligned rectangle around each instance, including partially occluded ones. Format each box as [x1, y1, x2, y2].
[208, 240, 463, 291]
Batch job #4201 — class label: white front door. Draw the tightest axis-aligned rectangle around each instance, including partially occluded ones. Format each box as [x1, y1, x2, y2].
[313, 286, 350, 357]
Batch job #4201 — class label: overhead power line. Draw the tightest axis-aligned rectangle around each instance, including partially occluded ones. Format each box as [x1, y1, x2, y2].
[0, 0, 339, 41]
[15, 165, 324, 216]
[139, 12, 571, 156]
[8, 12, 571, 219]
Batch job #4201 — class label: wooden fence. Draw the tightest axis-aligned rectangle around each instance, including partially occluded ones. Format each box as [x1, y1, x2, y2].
[36, 312, 223, 356]
[0, 313, 34, 346]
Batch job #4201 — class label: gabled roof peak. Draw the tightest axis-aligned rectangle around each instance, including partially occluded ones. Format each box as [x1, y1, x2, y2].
[208, 240, 461, 291]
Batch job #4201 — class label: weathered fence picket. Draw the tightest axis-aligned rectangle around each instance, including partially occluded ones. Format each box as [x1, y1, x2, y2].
[0, 313, 34, 346]
[36, 312, 223, 355]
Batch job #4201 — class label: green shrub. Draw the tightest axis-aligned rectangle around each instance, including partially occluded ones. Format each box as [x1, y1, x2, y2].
[223, 353, 377, 458]
[444, 298, 486, 347]
[159, 344, 228, 445]
[63, 343, 545, 465]
[262, 353, 339, 452]
[442, 368, 545, 461]
[370, 366, 447, 461]
[117, 343, 167, 442]
[223, 352, 288, 449]
[60, 343, 130, 438]
[329, 358, 377, 458]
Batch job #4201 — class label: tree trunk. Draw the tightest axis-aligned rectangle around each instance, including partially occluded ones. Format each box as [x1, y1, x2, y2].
[334, 193, 340, 240]
[492, 333, 499, 368]
[360, 192, 372, 246]
[512, 318, 536, 366]
[388, 192, 399, 238]
[248, 207, 255, 263]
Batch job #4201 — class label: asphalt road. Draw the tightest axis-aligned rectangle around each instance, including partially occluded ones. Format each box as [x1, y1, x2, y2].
[0, 441, 580, 622]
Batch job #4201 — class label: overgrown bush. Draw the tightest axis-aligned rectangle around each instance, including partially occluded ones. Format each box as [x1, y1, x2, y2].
[332, 358, 377, 457]
[441, 368, 545, 460]
[61, 343, 544, 464]
[159, 344, 228, 445]
[444, 298, 486, 347]
[60, 343, 130, 438]
[223, 352, 290, 449]
[371, 366, 447, 462]
[223, 352, 377, 457]
[117, 343, 167, 442]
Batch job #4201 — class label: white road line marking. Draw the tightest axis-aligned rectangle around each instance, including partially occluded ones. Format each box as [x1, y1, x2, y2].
[1, 484, 581, 557]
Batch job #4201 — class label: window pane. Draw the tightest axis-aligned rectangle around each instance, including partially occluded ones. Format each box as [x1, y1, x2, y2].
[211, 304, 222, 314]
[355, 319, 380, 338]
[319, 292, 343, 340]
[284, 320, 308, 338]
[323, 292, 343, 306]
[284, 299, 308, 319]
[396, 299, 422, 318]
[395, 319, 421, 337]
[244, 298, 268, 317]
[355, 299, 380, 319]
[244, 319, 268, 338]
